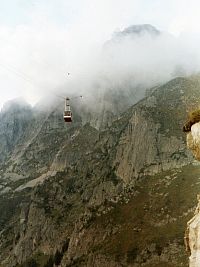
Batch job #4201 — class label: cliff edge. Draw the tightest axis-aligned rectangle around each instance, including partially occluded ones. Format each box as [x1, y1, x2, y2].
[186, 122, 200, 267]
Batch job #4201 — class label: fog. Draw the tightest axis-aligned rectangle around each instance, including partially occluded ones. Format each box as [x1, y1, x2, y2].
[1, 1, 200, 109]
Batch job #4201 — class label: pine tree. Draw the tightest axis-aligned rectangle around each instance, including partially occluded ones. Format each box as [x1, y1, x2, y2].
[44, 255, 54, 267]
[24, 258, 38, 267]
[54, 250, 62, 265]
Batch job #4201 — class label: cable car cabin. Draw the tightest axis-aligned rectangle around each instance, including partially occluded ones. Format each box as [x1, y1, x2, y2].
[63, 97, 72, 123]
[63, 110, 72, 122]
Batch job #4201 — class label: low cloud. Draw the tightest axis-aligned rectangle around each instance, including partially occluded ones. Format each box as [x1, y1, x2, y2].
[1, 1, 200, 109]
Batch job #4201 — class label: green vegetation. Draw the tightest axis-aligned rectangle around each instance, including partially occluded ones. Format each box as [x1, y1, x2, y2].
[43, 256, 54, 267]
[54, 250, 62, 265]
[23, 259, 38, 267]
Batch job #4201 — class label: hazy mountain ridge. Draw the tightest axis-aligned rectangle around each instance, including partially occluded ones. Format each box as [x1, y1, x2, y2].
[0, 101, 33, 164]
[0, 76, 200, 266]
[113, 24, 160, 39]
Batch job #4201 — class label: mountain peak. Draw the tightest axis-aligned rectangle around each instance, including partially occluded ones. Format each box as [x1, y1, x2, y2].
[114, 24, 160, 38]
[1, 97, 31, 112]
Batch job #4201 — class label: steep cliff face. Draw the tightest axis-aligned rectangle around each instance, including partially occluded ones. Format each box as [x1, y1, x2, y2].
[0, 99, 33, 164]
[186, 195, 200, 267]
[185, 122, 200, 267]
[1, 76, 200, 266]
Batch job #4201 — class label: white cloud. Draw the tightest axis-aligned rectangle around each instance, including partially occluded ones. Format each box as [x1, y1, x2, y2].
[0, 0, 200, 108]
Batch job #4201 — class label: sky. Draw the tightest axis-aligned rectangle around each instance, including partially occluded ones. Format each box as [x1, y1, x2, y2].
[0, 0, 200, 108]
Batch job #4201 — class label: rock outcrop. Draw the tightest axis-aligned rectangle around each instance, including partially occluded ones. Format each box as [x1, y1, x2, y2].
[187, 122, 200, 161]
[186, 195, 200, 267]
[186, 122, 200, 267]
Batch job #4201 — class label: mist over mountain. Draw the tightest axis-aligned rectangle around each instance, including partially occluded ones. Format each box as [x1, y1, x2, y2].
[112, 24, 161, 39]
[1, 97, 31, 112]
[1, 0, 200, 266]
[61, 24, 200, 119]
[1, 16, 200, 267]
[2, 22, 200, 109]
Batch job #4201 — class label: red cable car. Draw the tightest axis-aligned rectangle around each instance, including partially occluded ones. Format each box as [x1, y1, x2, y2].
[63, 95, 82, 123]
[63, 97, 72, 122]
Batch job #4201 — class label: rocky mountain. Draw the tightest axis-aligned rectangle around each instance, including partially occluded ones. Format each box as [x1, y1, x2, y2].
[113, 24, 160, 39]
[0, 98, 33, 164]
[184, 121, 200, 267]
[1, 76, 200, 266]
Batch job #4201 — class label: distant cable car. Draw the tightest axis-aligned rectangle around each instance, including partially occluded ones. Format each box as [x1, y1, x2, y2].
[63, 95, 83, 123]
[63, 97, 72, 122]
